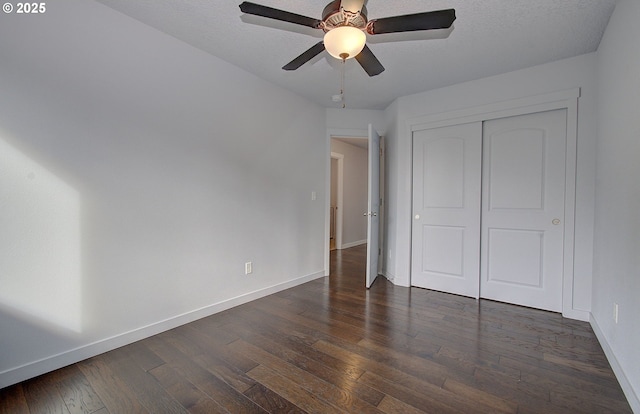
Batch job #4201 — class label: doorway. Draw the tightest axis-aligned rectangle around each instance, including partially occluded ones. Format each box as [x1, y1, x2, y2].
[330, 138, 368, 252]
[326, 127, 384, 288]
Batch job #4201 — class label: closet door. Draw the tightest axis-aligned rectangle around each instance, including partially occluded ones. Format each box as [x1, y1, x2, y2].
[480, 110, 567, 312]
[411, 123, 482, 298]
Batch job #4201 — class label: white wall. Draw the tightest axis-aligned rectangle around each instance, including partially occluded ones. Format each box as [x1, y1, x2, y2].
[330, 140, 368, 247]
[326, 108, 387, 136]
[384, 53, 599, 318]
[592, 0, 640, 410]
[0, 0, 326, 387]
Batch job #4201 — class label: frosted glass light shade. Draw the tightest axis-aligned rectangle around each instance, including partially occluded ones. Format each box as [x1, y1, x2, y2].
[340, 0, 365, 13]
[323, 26, 366, 60]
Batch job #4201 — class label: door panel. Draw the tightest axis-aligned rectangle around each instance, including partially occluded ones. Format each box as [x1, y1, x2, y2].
[423, 138, 465, 208]
[411, 122, 482, 298]
[481, 110, 567, 312]
[486, 228, 544, 286]
[421, 225, 464, 277]
[487, 129, 545, 210]
[366, 125, 380, 288]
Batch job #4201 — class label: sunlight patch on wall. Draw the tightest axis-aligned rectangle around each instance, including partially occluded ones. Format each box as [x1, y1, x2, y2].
[0, 137, 82, 333]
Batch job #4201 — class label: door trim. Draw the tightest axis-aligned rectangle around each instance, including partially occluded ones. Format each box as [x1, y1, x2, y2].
[325, 128, 368, 276]
[330, 152, 344, 251]
[408, 88, 583, 320]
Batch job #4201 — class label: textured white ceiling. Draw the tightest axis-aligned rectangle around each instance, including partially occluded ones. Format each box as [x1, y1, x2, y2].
[93, 0, 617, 109]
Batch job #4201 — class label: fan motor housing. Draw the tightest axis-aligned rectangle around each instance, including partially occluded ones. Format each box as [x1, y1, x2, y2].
[321, 0, 368, 32]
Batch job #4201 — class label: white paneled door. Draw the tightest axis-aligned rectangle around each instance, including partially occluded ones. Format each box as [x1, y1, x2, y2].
[411, 109, 568, 312]
[481, 110, 567, 312]
[411, 122, 482, 297]
[366, 125, 380, 289]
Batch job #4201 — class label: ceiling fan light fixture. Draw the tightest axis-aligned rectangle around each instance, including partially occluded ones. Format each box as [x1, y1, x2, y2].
[323, 26, 366, 60]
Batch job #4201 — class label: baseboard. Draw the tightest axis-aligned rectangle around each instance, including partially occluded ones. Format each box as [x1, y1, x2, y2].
[0, 270, 325, 389]
[590, 314, 640, 413]
[340, 239, 367, 249]
[382, 269, 395, 283]
[562, 307, 590, 322]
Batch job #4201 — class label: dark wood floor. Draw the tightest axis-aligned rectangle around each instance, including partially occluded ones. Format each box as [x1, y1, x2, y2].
[0, 245, 632, 413]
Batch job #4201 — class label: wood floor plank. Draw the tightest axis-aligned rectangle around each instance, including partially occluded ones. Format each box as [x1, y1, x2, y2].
[549, 384, 632, 414]
[103, 347, 188, 414]
[145, 334, 267, 414]
[376, 395, 426, 414]
[480, 360, 548, 397]
[191, 353, 255, 394]
[502, 354, 627, 399]
[313, 338, 449, 388]
[176, 324, 260, 373]
[148, 363, 229, 414]
[286, 287, 423, 339]
[358, 370, 487, 414]
[434, 344, 515, 378]
[249, 297, 364, 344]
[224, 312, 386, 407]
[550, 385, 627, 413]
[442, 378, 518, 413]
[232, 339, 384, 413]
[227, 314, 365, 381]
[543, 352, 618, 379]
[22, 375, 71, 414]
[53, 365, 106, 414]
[243, 383, 306, 414]
[77, 357, 147, 414]
[357, 337, 476, 383]
[246, 365, 343, 414]
[471, 365, 564, 413]
[124, 340, 167, 372]
[0, 384, 29, 414]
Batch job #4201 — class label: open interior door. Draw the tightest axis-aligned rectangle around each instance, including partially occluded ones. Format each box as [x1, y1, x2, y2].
[366, 125, 380, 288]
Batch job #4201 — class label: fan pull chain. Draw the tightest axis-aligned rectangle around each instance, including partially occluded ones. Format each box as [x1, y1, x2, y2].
[340, 57, 346, 109]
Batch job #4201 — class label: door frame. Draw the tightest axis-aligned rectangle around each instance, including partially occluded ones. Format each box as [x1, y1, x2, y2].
[330, 152, 344, 250]
[408, 88, 582, 320]
[325, 128, 383, 278]
[325, 128, 367, 275]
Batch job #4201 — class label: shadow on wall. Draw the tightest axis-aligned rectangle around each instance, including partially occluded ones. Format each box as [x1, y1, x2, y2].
[0, 135, 82, 334]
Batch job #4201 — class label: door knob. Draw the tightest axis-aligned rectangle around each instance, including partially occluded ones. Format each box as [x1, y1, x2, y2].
[415, 214, 420, 220]
[552, 219, 561, 225]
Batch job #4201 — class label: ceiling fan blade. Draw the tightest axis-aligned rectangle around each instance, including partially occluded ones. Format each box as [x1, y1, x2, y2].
[368, 9, 456, 35]
[239, 2, 322, 29]
[355, 45, 385, 77]
[283, 42, 326, 71]
[340, 0, 365, 13]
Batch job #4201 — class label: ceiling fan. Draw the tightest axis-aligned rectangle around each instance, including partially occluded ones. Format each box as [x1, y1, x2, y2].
[239, 0, 456, 76]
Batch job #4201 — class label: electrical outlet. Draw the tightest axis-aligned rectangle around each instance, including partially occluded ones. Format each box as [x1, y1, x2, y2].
[245, 262, 252, 275]
[614, 303, 619, 324]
